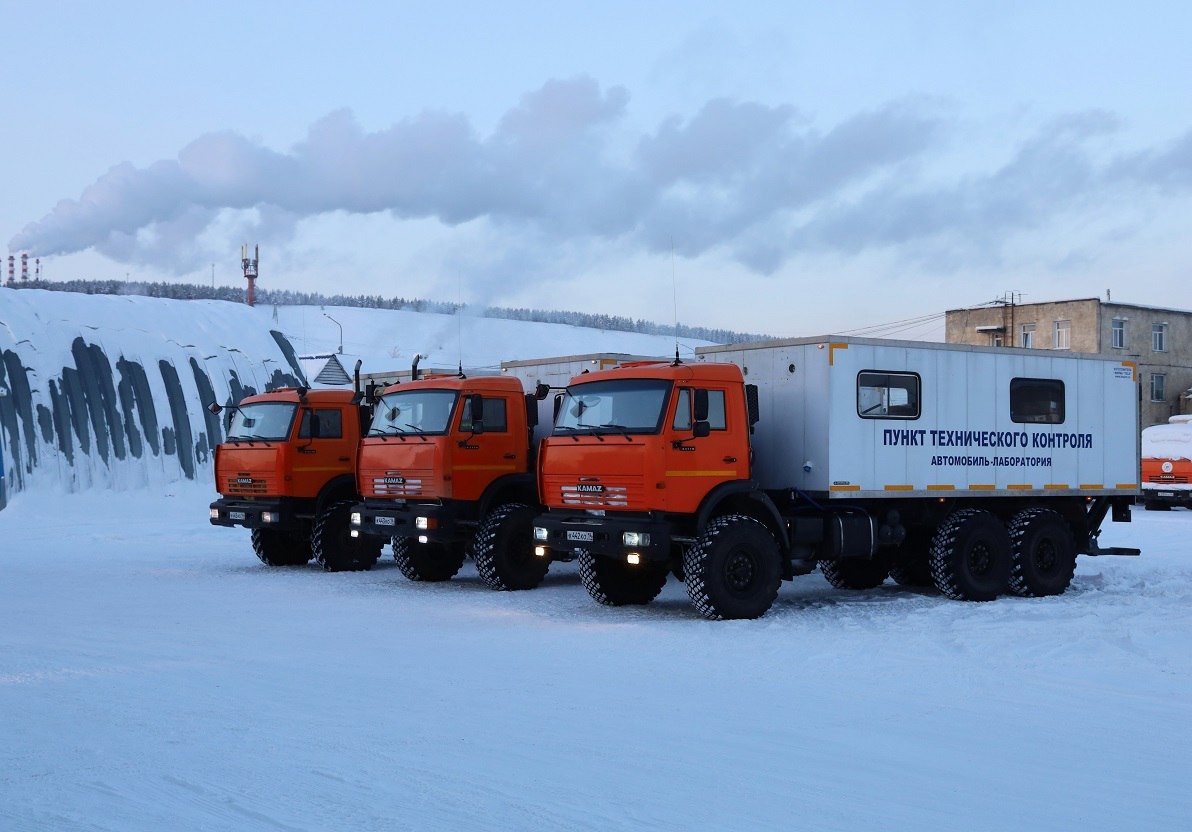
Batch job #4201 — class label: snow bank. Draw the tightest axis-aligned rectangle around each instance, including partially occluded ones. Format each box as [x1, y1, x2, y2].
[0, 289, 706, 498]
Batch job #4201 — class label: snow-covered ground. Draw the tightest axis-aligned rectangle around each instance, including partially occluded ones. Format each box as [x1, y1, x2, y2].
[2, 484, 1189, 831]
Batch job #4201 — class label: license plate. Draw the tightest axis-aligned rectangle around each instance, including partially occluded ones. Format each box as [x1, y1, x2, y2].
[374, 516, 396, 527]
[1158, 491, 1176, 498]
[229, 511, 246, 520]
[566, 530, 594, 542]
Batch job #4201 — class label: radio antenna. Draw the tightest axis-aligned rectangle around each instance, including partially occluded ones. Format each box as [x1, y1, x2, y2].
[671, 239, 681, 365]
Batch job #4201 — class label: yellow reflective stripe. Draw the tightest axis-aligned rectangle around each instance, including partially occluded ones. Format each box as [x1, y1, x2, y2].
[884, 485, 914, 491]
[664, 470, 737, 477]
[926, 484, 955, 491]
[829, 484, 860, 491]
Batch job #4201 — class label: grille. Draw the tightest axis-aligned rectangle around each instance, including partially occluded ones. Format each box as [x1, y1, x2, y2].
[369, 476, 425, 497]
[1145, 474, 1189, 484]
[224, 476, 268, 494]
[554, 482, 640, 509]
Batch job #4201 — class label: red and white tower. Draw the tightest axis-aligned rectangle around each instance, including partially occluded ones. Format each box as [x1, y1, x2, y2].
[241, 243, 259, 307]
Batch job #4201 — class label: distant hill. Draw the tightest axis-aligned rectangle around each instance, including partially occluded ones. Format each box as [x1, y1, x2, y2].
[5, 279, 773, 346]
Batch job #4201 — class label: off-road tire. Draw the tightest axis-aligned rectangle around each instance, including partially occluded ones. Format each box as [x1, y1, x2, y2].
[819, 555, 890, 590]
[311, 500, 382, 572]
[683, 515, 781, 620]
[928, 508, 1011, 601]
[1007, 508, 1077, 597]
[472, 503, 548, 590]
[391, 536, 466, 582]
[578, 553, 669, 606]
[250, 528, 311, 567]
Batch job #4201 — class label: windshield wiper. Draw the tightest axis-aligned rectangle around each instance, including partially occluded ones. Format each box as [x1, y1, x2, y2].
[368, 426, 408, 441]
[598, 423, 635, 441]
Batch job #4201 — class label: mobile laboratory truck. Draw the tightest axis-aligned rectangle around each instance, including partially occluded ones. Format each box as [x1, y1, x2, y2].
[531, 336, 1140, 619]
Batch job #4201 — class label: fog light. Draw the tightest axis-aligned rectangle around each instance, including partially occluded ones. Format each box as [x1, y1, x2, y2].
[415, 516, 437, 530]
[350, 511, 361, 525]
[623, 531, 651, 547]
[417, 535, 429, 544]
[533, 526, 549, 541]
[209, 508, 219, 520]
[350, 529, 359, 538]
[626, 552, 641, 565]
[534, 545, 548, 558]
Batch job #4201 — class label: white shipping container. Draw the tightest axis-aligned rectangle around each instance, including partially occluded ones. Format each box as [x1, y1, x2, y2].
[697, 336, 1139, 498]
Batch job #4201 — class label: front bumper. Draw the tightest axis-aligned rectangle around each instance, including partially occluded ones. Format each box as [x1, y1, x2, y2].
[531, 511, 673, 563]
[350, 499, 469, 544]
[209, 497, 305, 531]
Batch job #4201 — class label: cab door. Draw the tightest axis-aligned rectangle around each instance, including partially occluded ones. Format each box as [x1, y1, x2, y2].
[664, 386, 746, 513]
[451, 395, 522, 501]
[290, 407, 355, 496]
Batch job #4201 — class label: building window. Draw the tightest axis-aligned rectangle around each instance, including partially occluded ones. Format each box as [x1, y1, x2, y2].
[992, 334, 1004, 347]
[1153, 323, 1167, 352]
[1111, 318, 1126, 349]
[1053, 320, 1071, 350]
[1151, 373, 1166, 403]
[1020, 323, 1035, 349]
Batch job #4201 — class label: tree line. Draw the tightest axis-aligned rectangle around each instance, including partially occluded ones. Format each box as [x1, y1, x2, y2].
[7, 279, 773, 344]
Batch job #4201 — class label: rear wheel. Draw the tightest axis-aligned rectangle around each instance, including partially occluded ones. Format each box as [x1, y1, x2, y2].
[391, 536, 466, 582]
[1007, 509, 1077, 597]
[819, 555, 890, 590]
[312, 500, 382, 572]
[579, 553, 669, 605]
[472, 503, 548, 590]
[683, 515, 781, 620]
[250, 528, 311, 566]
[928, 509, 1010, 601]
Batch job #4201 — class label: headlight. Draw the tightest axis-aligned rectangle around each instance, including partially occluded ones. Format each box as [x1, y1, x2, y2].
[350, 511, 361, 525]
[415, 516, 437, 530]
[533, 526, 549, 541]
[623, 531, 650, 547]
[209, 508, 220, 520]
[261, 512, 277, 524]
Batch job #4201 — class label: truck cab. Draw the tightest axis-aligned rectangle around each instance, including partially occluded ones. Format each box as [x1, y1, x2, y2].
[208, 387, 382, 571]
[350, 374, 547, 588]
[1141, 415, 1192, 510]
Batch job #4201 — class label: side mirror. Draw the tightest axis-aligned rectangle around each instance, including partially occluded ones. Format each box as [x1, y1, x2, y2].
[693, 389, 709, 423]
[693, 420, 711, 438]
[207, 401, 223, 415]
[469, 393, 484, 423]
[534, 382, 550, 401]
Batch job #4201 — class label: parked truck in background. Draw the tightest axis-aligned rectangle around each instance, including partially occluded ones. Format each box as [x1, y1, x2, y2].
[208, 383, 383, 571]
[1141, 415, 1192, 510]
[531, 337, 1140, 620]
[349, 354, 657, 589]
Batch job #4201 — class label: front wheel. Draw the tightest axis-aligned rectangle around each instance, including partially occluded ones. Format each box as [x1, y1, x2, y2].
[579, 553, 668, 606]
[250, 528, 311, 567]
[312, 500, 382, 572]
[683, 515, 781, 620]
[472, 503, 548, 590]
[391, 537, 466, 582]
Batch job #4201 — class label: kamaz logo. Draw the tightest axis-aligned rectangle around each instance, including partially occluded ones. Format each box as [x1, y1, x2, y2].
[385, 476, 406, 485]
[236, 477, 254, 485]
[576, 484, 605, 493]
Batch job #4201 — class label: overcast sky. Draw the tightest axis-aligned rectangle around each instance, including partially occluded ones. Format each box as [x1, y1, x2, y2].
[3, 1, 1190, 338]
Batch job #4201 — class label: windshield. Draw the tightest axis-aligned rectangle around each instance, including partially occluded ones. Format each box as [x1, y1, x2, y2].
[369, 389, 458, 436]
[228, 402, 297, 441]
[554, 379, 672, 434]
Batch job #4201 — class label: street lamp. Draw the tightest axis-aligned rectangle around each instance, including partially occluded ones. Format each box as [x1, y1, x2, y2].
[324, 313, 343, 354]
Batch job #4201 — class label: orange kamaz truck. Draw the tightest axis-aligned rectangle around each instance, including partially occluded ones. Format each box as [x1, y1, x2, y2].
[208, 384, 382, 571]
[1141, 415, 1192, 510]
[531, 338, 1140, 620]
[349, 372, 551, 589]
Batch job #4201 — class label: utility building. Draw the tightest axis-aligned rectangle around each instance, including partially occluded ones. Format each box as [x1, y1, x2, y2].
[945, 297, 1192, 428]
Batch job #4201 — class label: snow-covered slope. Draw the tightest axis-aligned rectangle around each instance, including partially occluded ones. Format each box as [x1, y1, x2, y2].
[0, 288, 706, 497]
